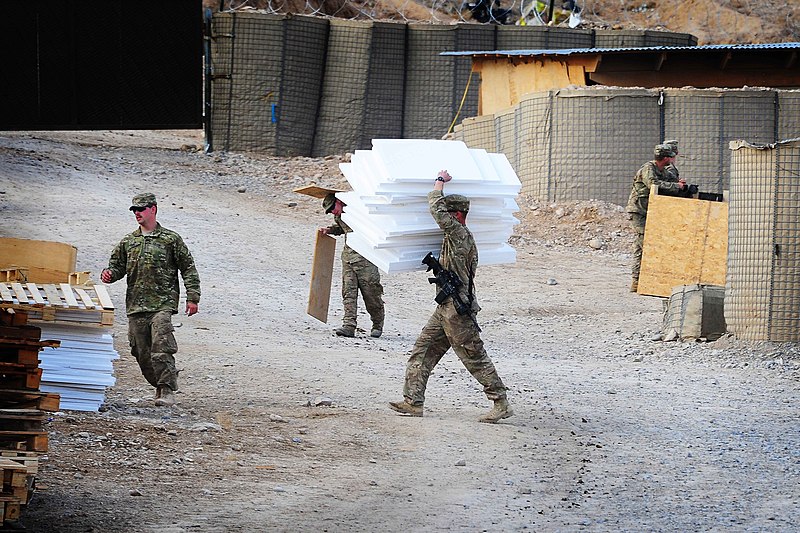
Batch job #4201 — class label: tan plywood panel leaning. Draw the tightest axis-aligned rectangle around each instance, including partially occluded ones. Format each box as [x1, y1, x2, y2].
[307, 232, 337, 323]
[638, 186, 728, 297]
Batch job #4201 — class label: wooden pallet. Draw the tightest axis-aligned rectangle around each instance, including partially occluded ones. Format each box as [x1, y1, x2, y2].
[0, 410, 47, 432]
[0, 363, 42, 390]
[0, 269, 27, 283]
[0, 389, 60, 412]
[0, 496, 21, 522]
[0, 452, 38, 475]
[0, 282, 114, 326]
[0, 335, 60, 365]
[0, 431, 48, 453]
[0, 458, 30, 502]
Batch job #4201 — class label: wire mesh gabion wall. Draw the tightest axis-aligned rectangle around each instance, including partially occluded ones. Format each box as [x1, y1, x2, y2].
[550, 88, 660, 204]
[593, 29, 697, 48]
[402, 24, 494, 139]
[312, 19, 407, 156]
[485, 87, 660, 204]
[276, 15, 329, 156]
[494, 107, 518, 172]
[207, 10, 698, 155]
[495, 25, 593, 50]
[726, 139, 800, 342]
[778, 90, 800, 141]
[663, 88, 777, 194]
[313, 19, 373, 156]
[210, 12, 286, 153]
[461, 114, 496, 152]
[460, 87, 797, 206]
[516, 91, 552, 201]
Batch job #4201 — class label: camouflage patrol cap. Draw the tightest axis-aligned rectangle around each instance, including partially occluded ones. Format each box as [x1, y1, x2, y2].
[444, 194, 470, 214]
[654, 144, 676, 159]
[130, 192, 157, 210]
[322, 193, 337, 214]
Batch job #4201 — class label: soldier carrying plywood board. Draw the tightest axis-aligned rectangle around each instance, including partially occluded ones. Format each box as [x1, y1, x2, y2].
[294, 185, 385, 339]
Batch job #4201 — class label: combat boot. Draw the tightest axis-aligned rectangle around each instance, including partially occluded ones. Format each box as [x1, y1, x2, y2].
[370, 328, 382, 338]
[630, 279, 639, 293]
[388, 399, 423, 417]
[335, 326, 355, 337]
[479, 398, 513, 423]
[154, 386, 175, 407]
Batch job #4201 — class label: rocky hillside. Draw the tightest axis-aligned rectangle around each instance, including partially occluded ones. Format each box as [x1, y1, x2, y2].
[204, 0, 799, 45]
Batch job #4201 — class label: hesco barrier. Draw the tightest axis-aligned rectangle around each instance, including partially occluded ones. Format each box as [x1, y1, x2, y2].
[663, 89, 777, 194]
[211, 13, 281, 153]
[313, 20, 406, 156]
[207, 12, 696, 155]
[495, 25, 594, 50]
[459, 87, 800, 205]
[403, 24, 495, 139]
[726, 139, 800, 342]
[778, 90, 800, 141]
[550, 88, 659, 204]
[594, 29, 696, 48]
[210, 13, 327, 156]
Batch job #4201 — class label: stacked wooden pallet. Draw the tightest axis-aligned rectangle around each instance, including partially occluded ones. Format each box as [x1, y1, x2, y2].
[0, 282, 114, 325]
[1, 282, 118, 411]
[0, 311, 60, 527]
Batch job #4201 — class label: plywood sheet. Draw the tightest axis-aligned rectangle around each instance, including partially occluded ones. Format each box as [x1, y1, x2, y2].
[0, 238, 77, 283]
[307, 232, 337, 323]
[293, 185, 345, 199]
[638, 188, 728, 297]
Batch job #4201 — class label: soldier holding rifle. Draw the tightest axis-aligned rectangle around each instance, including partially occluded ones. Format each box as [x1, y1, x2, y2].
[389, 170, 513, 423]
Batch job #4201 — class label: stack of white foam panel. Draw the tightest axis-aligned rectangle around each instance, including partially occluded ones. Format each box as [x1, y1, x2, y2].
[338, 139, 521, 273]
[37, 323, 118, 412]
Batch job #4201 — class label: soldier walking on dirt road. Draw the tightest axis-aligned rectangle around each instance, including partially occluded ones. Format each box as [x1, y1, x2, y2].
[101, 192, 201, 407]
[389, 170, 513, 423]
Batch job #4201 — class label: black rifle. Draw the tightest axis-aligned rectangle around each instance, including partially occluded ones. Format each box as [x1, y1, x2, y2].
[661, 183, 699, 198]
[422, 252, 481, 332]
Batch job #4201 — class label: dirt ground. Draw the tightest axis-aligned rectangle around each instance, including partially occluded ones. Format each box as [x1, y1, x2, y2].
[1, 130, 799, 532]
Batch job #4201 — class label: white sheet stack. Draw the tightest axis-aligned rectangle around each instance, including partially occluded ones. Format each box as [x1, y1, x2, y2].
[337, 139, 521, 273]
[37, 323, 119, 412]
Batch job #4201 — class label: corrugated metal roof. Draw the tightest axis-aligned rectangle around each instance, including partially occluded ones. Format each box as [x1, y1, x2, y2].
[442, 42, 800, 57]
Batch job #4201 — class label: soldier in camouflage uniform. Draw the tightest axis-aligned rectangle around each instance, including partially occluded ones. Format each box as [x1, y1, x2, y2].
[101, 193, 201, 407]
[626, 144, 685, 292]
[663, 139, 680, 182]
[319, 193, 385, 338]
[389, 170, 513, 424]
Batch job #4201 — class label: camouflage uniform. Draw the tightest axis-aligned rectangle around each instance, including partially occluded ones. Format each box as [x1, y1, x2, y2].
[626, 146, 682, 281]
[401, 190, 507, 407]
[325, 215, 385, 332]
[664, 139, 680, 182]
[664, 162, 679, 182]
[106, 222, 201, 392]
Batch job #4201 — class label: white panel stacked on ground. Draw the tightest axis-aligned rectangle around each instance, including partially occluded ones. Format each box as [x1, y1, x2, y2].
[37, 323, 118, 412]
[338, 139, 521, 273]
